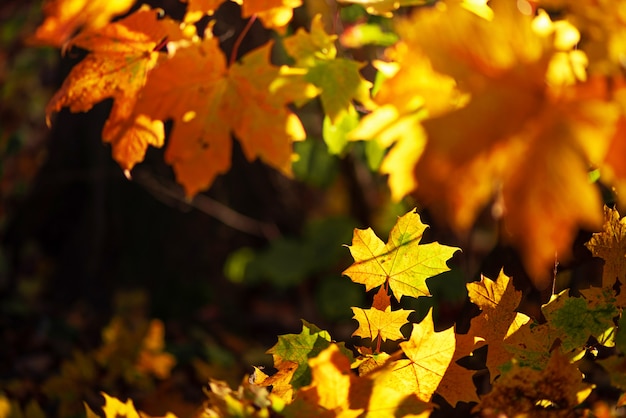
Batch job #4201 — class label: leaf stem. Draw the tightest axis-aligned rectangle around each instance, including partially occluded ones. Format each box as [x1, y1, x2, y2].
[229, 14, 257, 66]
[375, 333, 381, 353]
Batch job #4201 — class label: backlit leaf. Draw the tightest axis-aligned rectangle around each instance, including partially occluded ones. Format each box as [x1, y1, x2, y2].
[467, 271, 531, 379]
[136, 40, 314, 196]
[395, 308, 456, 402]
[351, 305, 412, 342]
[585, 206, 626, 298]
[343, 209, 460, 301]
[45, 6, 184, 172]
[29, 0, 134, 47]
[267, 320, 353, 389]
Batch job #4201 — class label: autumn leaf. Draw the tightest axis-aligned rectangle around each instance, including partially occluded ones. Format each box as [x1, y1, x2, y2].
[85, 393, 179, 418]
[180, 0, 302, 29]
[45, 6, 185, 173]
[135, 38, 315, 196]
[369, 308, 455, 403]
[29, 0, 134, 47]
[135, 319, 176, 380]
[466, 271, 531, 379]
[479, 350, 592, 417]
[351, 305, 412, 342]
[435, 331, 481, 405]
[252, 361, 297, 402]
[203, 378, 274, 417]
[180, 0, 226, 23]
[287, 344, 364, 417]
[343, 209, 460, 301]
[283, 15, 374, 124]
[543, 288, 618, 353]
[367, 1, 619, 283]
[285, 344, 432, 418]
[267, 320, 353, 389]
[585, 206, 626, 298]
[537, 0, 626, 75]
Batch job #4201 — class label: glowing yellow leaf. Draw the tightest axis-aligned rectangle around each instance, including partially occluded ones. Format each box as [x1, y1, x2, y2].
[466, 271, 531, 379]
[351, 306, 412, 342]
[343, 209, 460, 301]
[383, 309, 455, 402]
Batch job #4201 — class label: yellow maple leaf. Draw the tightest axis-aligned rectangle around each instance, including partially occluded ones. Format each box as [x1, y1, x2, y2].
[343, 209, 460, 301]
[135, 319, 176, 379]
[86, 393, 142, 418]
[466, 270, 531, 380]
[252, 361, 297, 402]
[135, 38, 315, 196]
[351, 305, 412, 342]
[29, 0, 134, 47]
[45, 6, 185, 173]
[288, 344, 432, 417]
[379, 308, 455, 403]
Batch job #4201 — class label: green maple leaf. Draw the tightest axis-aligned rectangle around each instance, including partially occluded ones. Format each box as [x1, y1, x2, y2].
[543, 288, 618, 352]
[343, 209, 460, 301]
[267, 320, 353, 389]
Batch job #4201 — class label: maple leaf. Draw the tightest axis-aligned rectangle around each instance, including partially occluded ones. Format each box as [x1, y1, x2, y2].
[466, 270, 531, 380]
[45, 6, 185, 173]
[285, 344, 432, 418]
[135, 38, 315, 196]
[180, 0, 302, 29]
[376, 308, 455, 403]
[29, 0, 134, 47]
[367, 1, 620, 283]
[203, 378, 274, 417]
[252, 361, 297, 402]
[283, 15, 374, 124]
[85, 393, 179, 418]
[240, 0, 303, 30]
[135, 319, 176, 379]
[585, 206, 626, 298]
[479, 350, 592, 417]
[343, 209, 460, 301]
[542, 288, 618, 352]
[267, 320, 353, 389]
[435, 331, 481, 405]
[290, 344, 364, 417]
[537, 0, 626, 75]
[351, 305, 412, 342]
[180, 0, 226, 23]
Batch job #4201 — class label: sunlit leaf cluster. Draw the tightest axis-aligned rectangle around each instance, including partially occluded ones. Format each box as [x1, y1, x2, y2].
[21, 0, 626, 415]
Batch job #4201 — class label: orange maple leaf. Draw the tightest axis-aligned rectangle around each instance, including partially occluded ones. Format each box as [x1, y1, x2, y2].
[466, 270, 531, 380]
[343, 209, 460, 301]
[180, 0, 302, 29]
[29, 0, 134, 48]
[45, 6, 185, 173]
[435, 331, 481, 405]
[585, 206, 626, 293]
[365, 1, 619, 283]
[134, 38, 314, 196]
